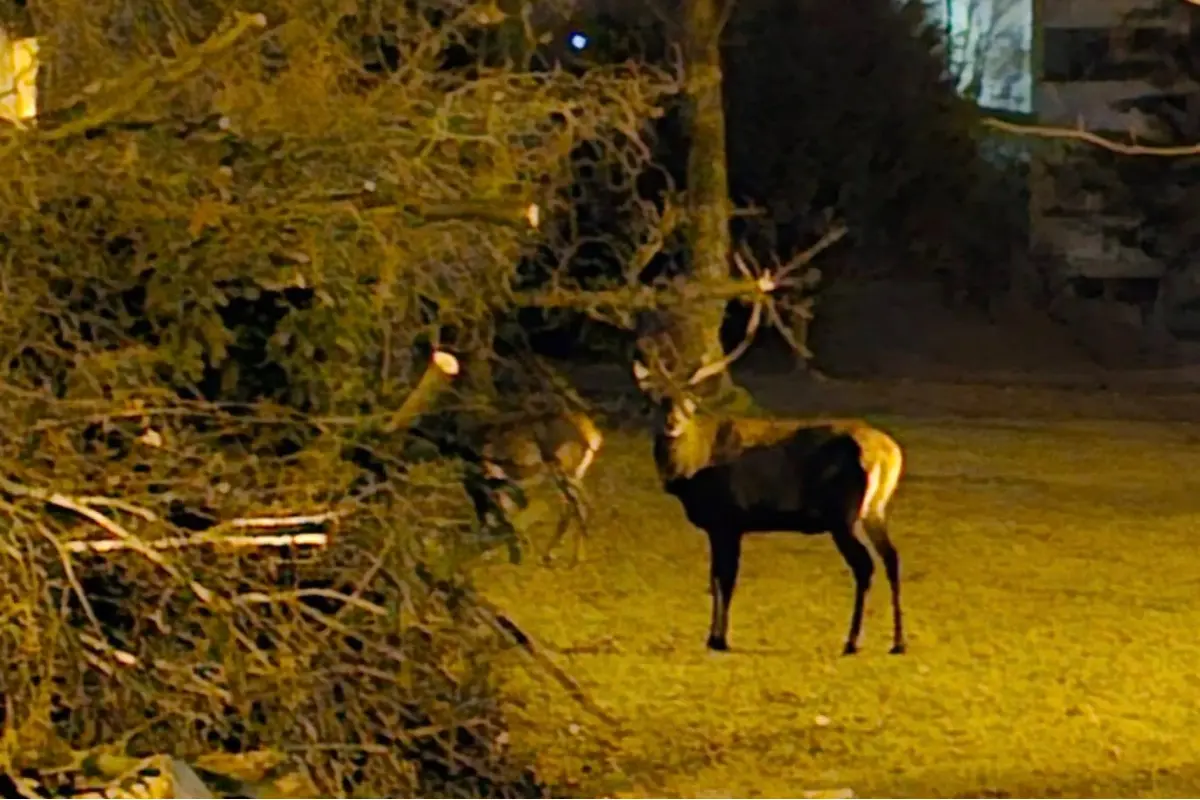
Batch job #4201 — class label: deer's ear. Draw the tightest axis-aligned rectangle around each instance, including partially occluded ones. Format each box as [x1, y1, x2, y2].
[632, 361, 650, 383]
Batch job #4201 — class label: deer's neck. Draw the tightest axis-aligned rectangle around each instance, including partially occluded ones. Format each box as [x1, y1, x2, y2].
[654, 414, 715, 481]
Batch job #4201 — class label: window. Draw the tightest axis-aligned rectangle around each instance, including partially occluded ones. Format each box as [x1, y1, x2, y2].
[924, 0, 1035, 113]
[0, 30, 38, 123]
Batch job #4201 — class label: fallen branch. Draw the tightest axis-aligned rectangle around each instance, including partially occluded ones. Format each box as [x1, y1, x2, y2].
[473, 597, 622, 730]
[227, 511, 345, 529]
[383, 350, 461, 434]
[4, 474, 340, 554]
[0, 478, 214, 604]
[65, 531, 329, 554]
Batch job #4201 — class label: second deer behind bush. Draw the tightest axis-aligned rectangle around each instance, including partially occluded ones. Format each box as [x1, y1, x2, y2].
[481, 408, 603, 565]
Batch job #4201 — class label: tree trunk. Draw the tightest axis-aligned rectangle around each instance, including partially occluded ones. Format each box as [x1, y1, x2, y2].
[1144, 271, 1178, 358]
[677, 0, 738, 402]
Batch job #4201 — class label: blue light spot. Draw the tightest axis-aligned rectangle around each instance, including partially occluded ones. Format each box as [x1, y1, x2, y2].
[568, 32, 588, 51]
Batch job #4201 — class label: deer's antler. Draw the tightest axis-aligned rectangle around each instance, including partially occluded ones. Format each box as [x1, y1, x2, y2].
[686, 223, 846, 386]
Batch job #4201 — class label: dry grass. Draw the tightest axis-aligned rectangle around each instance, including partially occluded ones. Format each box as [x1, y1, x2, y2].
[480, 412, 1200, 798]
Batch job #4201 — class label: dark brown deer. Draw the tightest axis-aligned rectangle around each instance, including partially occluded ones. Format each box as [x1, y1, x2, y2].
[632, 262, 905, 655]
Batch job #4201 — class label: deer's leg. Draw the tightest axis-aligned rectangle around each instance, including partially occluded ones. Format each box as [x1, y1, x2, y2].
[541, 502, 570, 565]
[832, 524, 875, 656]
[706, 529, 742, 651]
[568, 485, 588, 566]
[541, 477, 587, 566]
[862, 517, 904, 654]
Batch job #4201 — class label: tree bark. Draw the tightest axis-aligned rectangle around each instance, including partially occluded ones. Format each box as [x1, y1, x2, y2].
[677, 0, 738, 402]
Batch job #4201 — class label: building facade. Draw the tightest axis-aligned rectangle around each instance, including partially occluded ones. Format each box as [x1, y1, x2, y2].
[1031, 0, 1192, 283]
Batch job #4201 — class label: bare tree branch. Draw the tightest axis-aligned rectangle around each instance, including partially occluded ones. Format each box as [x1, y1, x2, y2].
[985, 116, 1200, 156]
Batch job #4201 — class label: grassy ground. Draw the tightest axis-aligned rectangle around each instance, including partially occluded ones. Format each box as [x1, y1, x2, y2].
[479, 408, 1200, 798]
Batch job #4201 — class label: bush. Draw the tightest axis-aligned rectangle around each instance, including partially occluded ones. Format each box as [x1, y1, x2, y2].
[0, 1, 676, 795]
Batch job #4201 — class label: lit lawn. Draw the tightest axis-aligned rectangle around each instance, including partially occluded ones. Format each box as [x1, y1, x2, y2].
[479, 415, 1200, 798]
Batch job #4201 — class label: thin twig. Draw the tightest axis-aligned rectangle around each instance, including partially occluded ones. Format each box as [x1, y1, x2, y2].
[766, 300, 811, 359]
[231, 589, 388, 617]
[1, 478, 155, 523]
[76, 496, 160, 522]
[33, 519, 105, 644]
[776, 224, 848, 283]
[77, 631, 138, 668]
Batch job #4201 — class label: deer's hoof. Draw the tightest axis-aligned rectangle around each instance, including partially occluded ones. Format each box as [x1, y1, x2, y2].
[706, 635, 729, 652]
[889, 642, 907, 655]
[842, 642, 858, 656]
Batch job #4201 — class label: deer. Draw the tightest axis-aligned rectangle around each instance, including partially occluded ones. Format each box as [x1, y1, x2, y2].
[362, 350, 601, 566]
[479, 407, 603, 565]
[631, 247, 905, 656]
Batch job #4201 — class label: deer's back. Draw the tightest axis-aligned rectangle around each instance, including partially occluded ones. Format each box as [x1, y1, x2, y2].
[662, 423, 867, 534]
[483, 411, 602, 481]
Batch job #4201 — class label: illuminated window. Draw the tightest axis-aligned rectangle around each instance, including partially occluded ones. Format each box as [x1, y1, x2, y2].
[925, 0, 1034, 114]
[0, 29, 38, 123]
